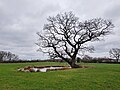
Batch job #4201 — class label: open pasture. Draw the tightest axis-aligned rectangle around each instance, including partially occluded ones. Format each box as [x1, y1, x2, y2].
[0, 62, 120, 90]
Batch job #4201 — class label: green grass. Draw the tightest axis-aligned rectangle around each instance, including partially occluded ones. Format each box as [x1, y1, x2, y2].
[0, 62, 120, 90]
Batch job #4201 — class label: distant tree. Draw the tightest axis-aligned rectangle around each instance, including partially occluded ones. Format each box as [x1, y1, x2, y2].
[0, 51, 19, 61]
[6, 52, 19, 61]
[82, 55, 93, 61]
[0, 51, 7, 61]
[109, 48, 120, 62]
[37, 12, 114, 68]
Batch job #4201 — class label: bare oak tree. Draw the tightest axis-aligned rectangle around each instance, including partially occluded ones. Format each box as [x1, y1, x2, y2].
[36, 12, 114, 68]
[109, 48, 120, 62]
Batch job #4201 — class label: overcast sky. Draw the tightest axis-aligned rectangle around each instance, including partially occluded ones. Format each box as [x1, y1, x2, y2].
[0, 0, 120, 60]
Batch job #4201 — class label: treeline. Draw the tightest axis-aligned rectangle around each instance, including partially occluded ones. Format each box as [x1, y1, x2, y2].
[0, 50, 119, 64]
[1, 57, 119, 64]
[0, 59, 64, 63]
[77, 55, 120, 63]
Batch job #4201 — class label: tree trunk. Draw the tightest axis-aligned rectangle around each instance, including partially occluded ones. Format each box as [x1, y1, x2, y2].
[68, 60, 80, 68]
[116, 59, 119, 62]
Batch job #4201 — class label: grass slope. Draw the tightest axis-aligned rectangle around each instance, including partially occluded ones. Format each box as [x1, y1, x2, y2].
[0, 62, 120, 90]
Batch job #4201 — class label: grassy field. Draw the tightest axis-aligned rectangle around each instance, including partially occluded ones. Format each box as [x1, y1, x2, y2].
[0, 62, 120, 90]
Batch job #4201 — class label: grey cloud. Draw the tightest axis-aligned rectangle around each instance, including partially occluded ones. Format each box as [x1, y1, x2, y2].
[0, 0, 61, 59]
[106, 5, 120, 19]
[88, 34, 120, 57]
[0, 0, 120, 59]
